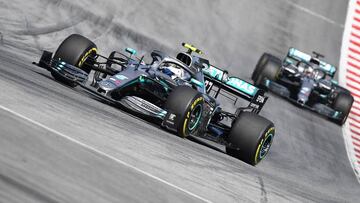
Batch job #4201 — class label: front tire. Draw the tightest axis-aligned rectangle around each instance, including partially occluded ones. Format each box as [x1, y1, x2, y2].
[332, 92, 354, 125]
[165, 86, 205, 138]
[52, 34, 97, 86]
[226, 112, 275, 166]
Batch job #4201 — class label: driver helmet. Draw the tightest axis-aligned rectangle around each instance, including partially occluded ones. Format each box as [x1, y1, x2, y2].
[161, 63, 186, 80]
[304, 64, 314, 76]
[306, 65, 314, 72]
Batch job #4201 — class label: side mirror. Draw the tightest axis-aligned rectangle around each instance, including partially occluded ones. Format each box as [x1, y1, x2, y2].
[125, 47, 137, 56]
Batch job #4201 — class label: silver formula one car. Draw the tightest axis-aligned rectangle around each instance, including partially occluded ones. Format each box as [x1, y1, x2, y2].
[252, 48, 353, 125]
[33, 34, 275, 165]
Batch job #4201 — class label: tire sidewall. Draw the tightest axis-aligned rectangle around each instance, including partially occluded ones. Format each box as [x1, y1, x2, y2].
[333, 93, 354, 124]
[226, 112, 275, 165]
[77, 47, 97, 68]
[178, 95, 204, 138]
[252, 53, 270, 81]
[254, 55, 281, 87]
[253, 126, 275, 164]
[165, 86, 205, 138]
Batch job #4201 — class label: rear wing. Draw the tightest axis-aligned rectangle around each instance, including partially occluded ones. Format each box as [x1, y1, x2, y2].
[285, 47, 337, 77]
[203, 65, 268, 114]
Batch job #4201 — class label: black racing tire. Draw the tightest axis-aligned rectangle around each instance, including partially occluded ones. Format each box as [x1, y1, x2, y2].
[252, 53, 281, 88]
[226, 112, 275, 166]
[252, 53, 270, 81]
[193, 103, 212, 137]
[332, 92, 354, 125]
[165, 86, 205, 138]
[54, 34, 97, 72]
[52, 34, 97, 86]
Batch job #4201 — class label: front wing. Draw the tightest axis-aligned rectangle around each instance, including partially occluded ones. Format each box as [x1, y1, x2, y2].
[33, 51, 179, 130]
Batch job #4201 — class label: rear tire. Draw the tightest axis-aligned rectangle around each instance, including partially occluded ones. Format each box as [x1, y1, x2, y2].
[252, 53, 281, 89]
[165, 86, 205, 138]
[333, 92, 354, 125]
[226, 112, 275, 166]
[252, 53, 270, 81]
[52, 34, 97, 86]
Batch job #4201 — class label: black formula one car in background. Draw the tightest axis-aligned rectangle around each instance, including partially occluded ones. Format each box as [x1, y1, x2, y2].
[33, 34, 275, 165]
[252, 48, 354, 125]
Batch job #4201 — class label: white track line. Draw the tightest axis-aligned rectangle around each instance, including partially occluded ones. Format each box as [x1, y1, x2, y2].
[0, 104, 211, 203]
[285, 0, 344, 28]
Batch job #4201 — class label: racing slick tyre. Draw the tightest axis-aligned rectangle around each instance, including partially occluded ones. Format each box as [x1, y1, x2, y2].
[226, 112, 275, 166]
[332, 92, 354, 125]
[52, 34, 97, 86]
[252, 53, 271, 81]
[165, 86, 205, 138]
[253, 53, 281, 89]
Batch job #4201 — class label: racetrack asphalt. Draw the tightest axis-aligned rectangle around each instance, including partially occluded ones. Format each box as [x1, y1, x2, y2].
[0, 0, 359, 202]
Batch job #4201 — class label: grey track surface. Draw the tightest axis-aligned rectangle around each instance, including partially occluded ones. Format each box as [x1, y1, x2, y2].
[0, 0, 359, 202]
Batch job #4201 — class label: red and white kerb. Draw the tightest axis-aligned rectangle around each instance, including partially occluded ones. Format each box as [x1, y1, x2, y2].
[340, 0, 360, 181]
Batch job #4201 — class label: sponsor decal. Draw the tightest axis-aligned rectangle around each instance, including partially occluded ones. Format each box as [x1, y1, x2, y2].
[203, 65, 224, 80]
[226, 77, 257, 96]
[169, 114, 176, 121]
[256, 95, 265, 103]
[249, 103, 260, 109]
[115, 75, 128, 80]
[203, 66, 258, 96]
[102, 81, 111, 87]
[110, 77, 121, 85]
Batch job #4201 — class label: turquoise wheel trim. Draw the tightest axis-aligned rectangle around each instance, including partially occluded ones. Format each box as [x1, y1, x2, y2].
[259, 134, 273, 159]
[188, 104, 203, 131]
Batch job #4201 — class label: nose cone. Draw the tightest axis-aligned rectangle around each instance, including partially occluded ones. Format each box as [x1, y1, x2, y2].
[99, 80, 117, 91]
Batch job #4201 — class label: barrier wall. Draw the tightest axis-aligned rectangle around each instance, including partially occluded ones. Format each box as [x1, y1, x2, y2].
[339, 0, 360, 183]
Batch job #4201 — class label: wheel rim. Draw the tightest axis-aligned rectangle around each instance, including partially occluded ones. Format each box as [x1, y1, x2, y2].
[259, 134, 274, 159]
[188, 104, 203, 131]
